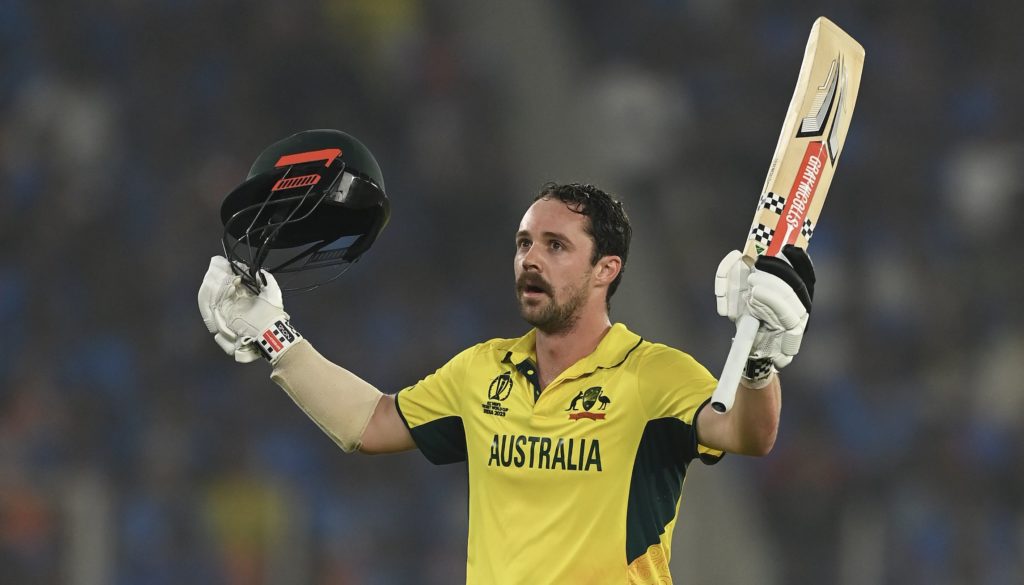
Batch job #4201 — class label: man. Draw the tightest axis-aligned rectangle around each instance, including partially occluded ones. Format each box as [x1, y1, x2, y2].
[199, 182, 814, 584]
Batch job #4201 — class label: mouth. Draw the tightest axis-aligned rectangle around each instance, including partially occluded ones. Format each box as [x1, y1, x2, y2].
[517, 277, 551, 298]
[521, 286, 547, 297]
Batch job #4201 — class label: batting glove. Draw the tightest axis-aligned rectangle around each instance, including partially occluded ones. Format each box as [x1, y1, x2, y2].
[198, 256, 302, 364]
[715, 249, 751, 322]
[716, 246, 815, 387]
[746, 246, 815, 384]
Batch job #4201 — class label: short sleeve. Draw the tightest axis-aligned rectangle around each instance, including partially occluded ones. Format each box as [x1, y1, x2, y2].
[636, 345, 724, 463]
[394, 345, 478, 465]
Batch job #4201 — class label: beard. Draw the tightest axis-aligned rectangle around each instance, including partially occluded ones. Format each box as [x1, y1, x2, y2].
[516, 274, 589, 335]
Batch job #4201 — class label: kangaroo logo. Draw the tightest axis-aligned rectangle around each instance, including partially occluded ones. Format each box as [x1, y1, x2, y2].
[567, 386, 610, 421]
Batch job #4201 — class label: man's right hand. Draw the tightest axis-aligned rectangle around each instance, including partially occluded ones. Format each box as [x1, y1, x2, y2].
[198, 256, 301, 364]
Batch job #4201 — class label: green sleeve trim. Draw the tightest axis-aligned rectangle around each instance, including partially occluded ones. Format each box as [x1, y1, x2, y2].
[395, 392, 467, 465]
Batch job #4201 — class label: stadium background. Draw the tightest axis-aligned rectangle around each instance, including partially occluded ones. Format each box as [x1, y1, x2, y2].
[2, 0, 1022, 583]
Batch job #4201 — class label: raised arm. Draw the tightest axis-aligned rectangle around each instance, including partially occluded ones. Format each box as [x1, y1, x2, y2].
[199, 256, 415, 455]
[698, 245, 815, 455]
[271, 341, 416, 454]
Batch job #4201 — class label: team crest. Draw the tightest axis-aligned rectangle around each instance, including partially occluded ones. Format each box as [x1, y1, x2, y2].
[482, 371, 512, 417]
[566, 386, 611, 421]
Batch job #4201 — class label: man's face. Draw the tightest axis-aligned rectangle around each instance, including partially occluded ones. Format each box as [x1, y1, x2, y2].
[514, 197, 598, 334]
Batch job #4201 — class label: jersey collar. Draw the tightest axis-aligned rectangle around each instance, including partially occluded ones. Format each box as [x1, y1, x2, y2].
[501, 323, 643, 375]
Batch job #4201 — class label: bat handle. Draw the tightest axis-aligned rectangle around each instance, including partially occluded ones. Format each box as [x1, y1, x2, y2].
[711, 313, 761, 413]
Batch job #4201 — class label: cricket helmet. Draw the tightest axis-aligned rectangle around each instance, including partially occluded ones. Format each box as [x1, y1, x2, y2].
[220, 129, 390, 291]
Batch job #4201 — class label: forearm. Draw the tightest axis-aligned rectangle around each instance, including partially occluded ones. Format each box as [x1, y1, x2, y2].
[728, 373, 782, 456]
[270, 340, 385, 453]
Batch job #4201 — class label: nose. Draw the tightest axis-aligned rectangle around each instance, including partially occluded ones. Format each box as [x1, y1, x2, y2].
[519, 243, 541, 272]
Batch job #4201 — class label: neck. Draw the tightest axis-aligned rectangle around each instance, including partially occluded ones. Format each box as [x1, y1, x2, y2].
[534, 310, 612, 387]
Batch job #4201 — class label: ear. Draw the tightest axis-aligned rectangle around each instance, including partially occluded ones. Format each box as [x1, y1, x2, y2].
[593, 256, 622, 287]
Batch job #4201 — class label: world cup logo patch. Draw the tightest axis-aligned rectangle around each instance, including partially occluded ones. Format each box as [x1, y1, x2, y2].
[482, 371, 512, 417]
[488, 372, 513, 401]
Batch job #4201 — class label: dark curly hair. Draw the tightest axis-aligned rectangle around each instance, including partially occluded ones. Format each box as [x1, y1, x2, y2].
[534, 182, 632, 307]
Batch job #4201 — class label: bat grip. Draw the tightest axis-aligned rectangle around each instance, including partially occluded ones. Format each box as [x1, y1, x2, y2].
[711, 314, 761, 413]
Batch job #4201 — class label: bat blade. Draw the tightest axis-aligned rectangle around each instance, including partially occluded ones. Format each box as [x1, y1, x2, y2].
[712, 17, 864, 414]
[744, 17, 864, 261]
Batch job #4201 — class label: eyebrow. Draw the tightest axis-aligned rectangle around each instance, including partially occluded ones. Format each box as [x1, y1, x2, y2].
[516, 230, 574, 243]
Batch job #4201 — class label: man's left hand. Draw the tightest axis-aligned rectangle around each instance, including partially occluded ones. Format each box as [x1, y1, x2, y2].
[716, 245, 815, 387]
[745, 245, 815, 370]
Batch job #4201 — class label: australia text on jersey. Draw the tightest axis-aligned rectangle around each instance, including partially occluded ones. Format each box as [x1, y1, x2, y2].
[487, 434, 602, 471]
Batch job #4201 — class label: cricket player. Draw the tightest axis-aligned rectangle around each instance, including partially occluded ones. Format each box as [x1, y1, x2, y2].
[199, 182, 814, 584]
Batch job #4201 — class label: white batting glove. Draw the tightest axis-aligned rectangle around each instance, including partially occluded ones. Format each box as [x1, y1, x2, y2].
[715, 246, 815, 388]
[746, 269, 809, 369]
[748, 246, 815, 385]
[198, 256, 302, 364]
[715, 249, 751, 322]
[198, 256, 257, 362]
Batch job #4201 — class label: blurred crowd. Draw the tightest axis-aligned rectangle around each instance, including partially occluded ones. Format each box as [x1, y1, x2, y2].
[2, 1, 1023, 584]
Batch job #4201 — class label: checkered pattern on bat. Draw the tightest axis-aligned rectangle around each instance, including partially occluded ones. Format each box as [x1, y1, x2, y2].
[749, 224, 775, 246]
[801, 219, 814, 239]
[759, 192, 785, 214]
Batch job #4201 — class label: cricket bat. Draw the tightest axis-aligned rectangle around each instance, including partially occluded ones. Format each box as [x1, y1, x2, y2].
[711, 17, 864, 413]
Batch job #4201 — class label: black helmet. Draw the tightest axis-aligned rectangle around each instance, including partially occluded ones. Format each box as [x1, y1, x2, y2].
[220, 129, 390, 292]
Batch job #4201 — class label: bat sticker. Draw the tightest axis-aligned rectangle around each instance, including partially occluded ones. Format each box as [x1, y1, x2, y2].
[796, 56, 840, 139]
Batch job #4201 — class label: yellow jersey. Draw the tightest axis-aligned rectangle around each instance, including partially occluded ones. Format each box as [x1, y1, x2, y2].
[395, 323, 723, 584]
